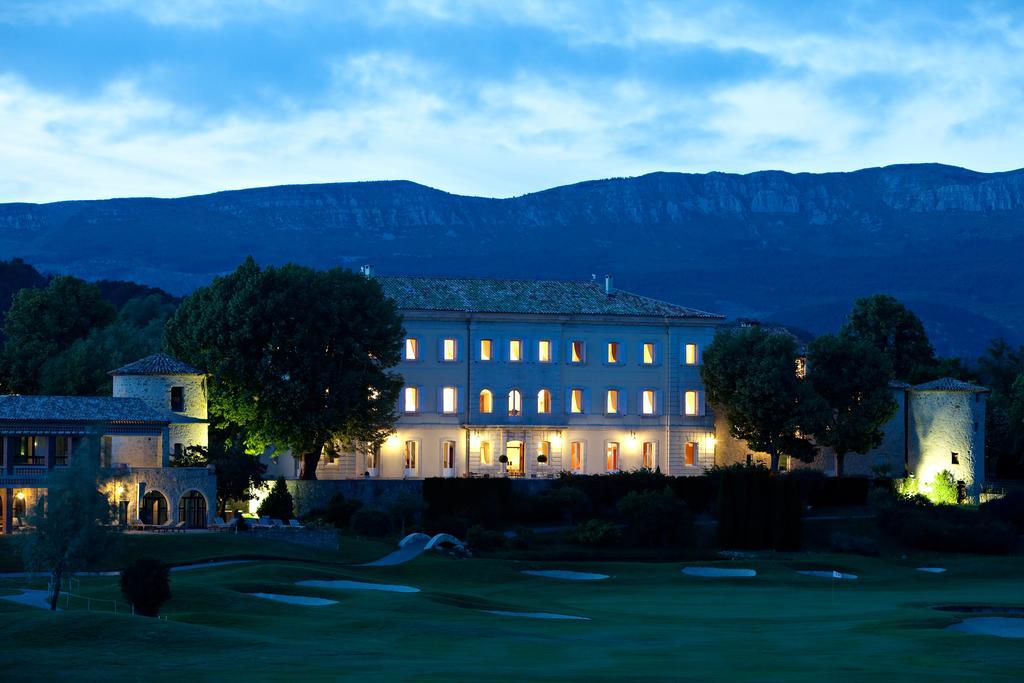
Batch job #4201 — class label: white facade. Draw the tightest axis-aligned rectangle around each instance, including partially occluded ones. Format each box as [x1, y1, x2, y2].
[276, 276, 725, 480]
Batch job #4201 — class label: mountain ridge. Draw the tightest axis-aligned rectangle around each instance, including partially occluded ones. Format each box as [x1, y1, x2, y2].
[1, 163, 1021, 358]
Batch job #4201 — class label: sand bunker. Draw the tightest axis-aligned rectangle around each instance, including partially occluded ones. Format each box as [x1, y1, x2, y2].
[521, 570, 609, 581]
[916, 567, 946, 573]
[948, 617, 1024, 639]
[797, 570, 858, 580]
[0, 589, 58, 611]
[682, 567, 756, 578]
[484, 610, 590, 621]
[250, 593, 337, 606]
[296, 579, 420, 593]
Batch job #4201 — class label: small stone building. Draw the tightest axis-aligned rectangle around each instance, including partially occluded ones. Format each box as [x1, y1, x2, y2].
[0, 354, 214, 533]
[715, 377, 990, 500]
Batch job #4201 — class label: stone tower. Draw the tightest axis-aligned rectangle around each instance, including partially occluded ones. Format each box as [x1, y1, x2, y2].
[110, 354, 209, 465]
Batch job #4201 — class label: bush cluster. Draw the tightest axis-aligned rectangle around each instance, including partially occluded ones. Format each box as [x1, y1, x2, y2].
[715, 465, 802, 551]
[876, 493, 1017, 554]
[617, 487, 694, 547]
[981, 491, 1024, 533]
[350, 508, 391, 537]
[570, 519, 622, 546]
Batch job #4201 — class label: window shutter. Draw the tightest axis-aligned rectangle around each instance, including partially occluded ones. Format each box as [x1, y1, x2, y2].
[656, 389, 664, 416]
[618, 388, 628, 415]
[565, 388, 574, 415]
[583, 388, 591, 414]
[698, 390, 706, 416]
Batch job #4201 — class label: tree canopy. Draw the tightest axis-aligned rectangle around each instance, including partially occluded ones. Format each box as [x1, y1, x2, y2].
[0, 276, 116, 393]
[21, 437, 118, 610]
[165, 258, 404, 479]
[701, 326, 820, 472]
[806, 333, 898, 476]
[172, 425, 267, 516]
[840, 294, 936, 382]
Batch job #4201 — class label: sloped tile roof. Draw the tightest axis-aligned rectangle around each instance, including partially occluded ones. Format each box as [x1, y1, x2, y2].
[0, 396, 172, 423]
[376, 276, 724, 319]
[912, 377, 990, 393]
[109, 353, 202, 376]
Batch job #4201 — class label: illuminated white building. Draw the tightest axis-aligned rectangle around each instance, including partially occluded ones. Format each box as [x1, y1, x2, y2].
[292, 274, 725, 479]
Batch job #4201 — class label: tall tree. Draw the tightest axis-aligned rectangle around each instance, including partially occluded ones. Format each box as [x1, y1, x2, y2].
[840, 294, 935, 382]
[806, 334, 898, 476]
[701, 326, 821, 472]
[21, 436, 117, 610]
[165, 258, 404, 479]
[978, 339, 1024, 477]
[0, 276, 116, 393]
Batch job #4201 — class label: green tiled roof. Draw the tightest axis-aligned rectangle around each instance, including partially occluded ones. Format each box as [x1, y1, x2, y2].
[376, 276, 724, 319]
[110, 353, 202, 376]
[0, 396, 172, 423]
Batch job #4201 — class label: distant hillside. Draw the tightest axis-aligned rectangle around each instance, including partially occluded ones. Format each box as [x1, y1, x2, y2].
[2, 163, 1022, 358]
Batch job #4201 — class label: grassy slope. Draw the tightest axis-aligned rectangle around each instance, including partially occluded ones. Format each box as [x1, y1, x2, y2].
[1, 538, 1023, 681]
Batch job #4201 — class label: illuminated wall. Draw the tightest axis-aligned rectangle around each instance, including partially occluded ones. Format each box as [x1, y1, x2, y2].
[909, 389, 986, 498]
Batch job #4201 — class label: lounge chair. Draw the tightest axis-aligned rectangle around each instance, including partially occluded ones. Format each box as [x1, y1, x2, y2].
[257, 516, 272, 529]
[288, 519, 305, 530]
[173, 521, 188, 533]
[270, 518, 285, 529]
[130, 518, 148, 531]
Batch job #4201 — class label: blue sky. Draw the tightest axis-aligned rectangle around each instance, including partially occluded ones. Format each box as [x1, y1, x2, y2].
[1, 0, 1023, 202]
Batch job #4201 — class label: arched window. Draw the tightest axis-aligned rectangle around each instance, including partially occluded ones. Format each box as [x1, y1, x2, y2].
[178, 490, 208, 529]
[537, 389, 552, 414]
[479, 389, 493, 413]
[141, 491, 169, 526]
[508, 389, 522, 417]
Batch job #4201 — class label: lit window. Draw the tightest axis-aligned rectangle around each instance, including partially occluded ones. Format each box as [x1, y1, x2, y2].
[643, 343, 655, 365]
[479, 389, 493, 413]
[404, 441, 418, 469]
[480, 441, 493, 466]
[538, 441, 551, 465]
[538, 340, 552, 362]
[606, 389, 620, 415]
[480, 339, 493, 361]
[685, 442, 698, 466]
[795, 357, 807, 378]
[684, 390, 699, 416]
[404, 387, 419, 413]
[606, 442, 619, 471]
[642, 442, 656, 469]
[685, 343, 698, 365]
[509, 339, 523, 362]
[508, 389, 522, 416]
[537, 389, 552, 414]
[443, 338, 457, 361]
[642, 390, 656, 415]
[441, 386, 457, 414]
[571, 340, 585, 364]
[607, 342, 619, 364]
[405, 338, 419, 361]
[442, 441, 456, 469]
[570, 389, 584, 414]
[571, 441, 585, 470]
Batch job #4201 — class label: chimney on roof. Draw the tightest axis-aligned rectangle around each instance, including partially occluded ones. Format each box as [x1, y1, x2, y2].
[604, 274, 613, 295]
[360, 264, 374, 277]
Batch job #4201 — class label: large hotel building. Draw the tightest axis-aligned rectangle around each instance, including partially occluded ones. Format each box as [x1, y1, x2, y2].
[303, 274, 725, 479]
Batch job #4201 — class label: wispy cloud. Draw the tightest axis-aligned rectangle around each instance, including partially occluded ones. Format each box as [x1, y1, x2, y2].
[1, 1, 1023, 202]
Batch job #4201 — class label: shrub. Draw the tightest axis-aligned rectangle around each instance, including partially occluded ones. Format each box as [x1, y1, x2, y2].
[928, 470, 958, 506]
[878, 497, 1016, 554]
[981, 491, 1024, 533]
[532, 486, 589, 524]
[466, 524, 506, 551]
[323, 492, 363, 529]
[716, 464, 802, 551]
[422, 478, 513, 528]
[570, 519, 621, 547]
[617, 487, 693, 547]
[894, 477, 919, 498]
[257, 476, 295, 521]
[120, 557, 171, 617]
[386, 493, 425, 536]
[350, 508, 391, 537]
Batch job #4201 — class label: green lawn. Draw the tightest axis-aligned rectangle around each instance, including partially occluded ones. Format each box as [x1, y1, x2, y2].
[1, 537, 1023, 681]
